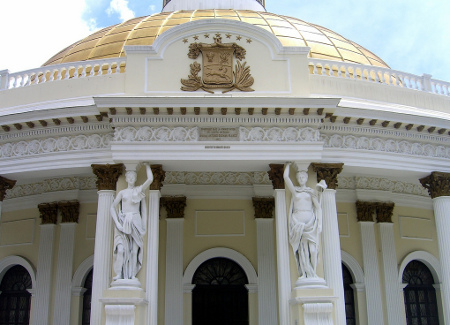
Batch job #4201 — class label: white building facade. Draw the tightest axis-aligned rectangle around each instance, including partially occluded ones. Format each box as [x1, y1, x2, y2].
[0, 0, 449, 324]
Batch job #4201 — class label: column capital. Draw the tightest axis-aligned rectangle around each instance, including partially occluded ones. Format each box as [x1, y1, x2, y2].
[356, 201, 376, 222]
[0, 176, 16, 201]
[310, 163, 344, 189]
[38, 202, 58, 224]
[91, 164, 124, 190]
[150, 164, 166, 190]
[161, 196, 186, 218]
[375, 202, 395, 223]
[252, 197, 275, 219]
[419, 171, 450, 199]
[268, 164, 284, 189]
[58, 200, 80, 223]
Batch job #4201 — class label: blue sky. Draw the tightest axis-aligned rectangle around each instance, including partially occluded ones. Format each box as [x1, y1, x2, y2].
[1, 0, 449, 82]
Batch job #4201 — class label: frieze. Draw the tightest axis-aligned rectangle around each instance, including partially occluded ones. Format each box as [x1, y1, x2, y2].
[240, 127, 320, 142]
[114, 126, 198, 142]
[323, 134, 450, 159]
[0, 133, 113, 159]
[164, 171, 270, 185]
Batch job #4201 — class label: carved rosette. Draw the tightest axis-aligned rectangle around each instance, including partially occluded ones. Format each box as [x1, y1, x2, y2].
[161, 196, 187, 218]
[375, 202, 395, 223]
[58, 201, 80, 223]
[252, 197, 275, 219]
[268, 164, 285, 189]
[38, 202, 58, 224]
[150, 165, 166, 191]
[91, 164, 124, 191]
[355, 201, 376, 222]
[311, 163, 344, 189]
[0, 176, 16, 201]
[419, 171, 450, 199]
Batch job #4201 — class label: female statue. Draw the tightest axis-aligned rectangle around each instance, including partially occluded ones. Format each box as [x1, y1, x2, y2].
[110, 163, 154, 280]
[283, 163, 326, 279]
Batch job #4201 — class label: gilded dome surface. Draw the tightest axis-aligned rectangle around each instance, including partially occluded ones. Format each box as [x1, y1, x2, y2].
[43, 10, 389, 68]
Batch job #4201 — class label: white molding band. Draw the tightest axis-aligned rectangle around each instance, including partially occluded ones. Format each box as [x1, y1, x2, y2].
[164, 218, 184, 325]
[0, 255, 36, 287]
[255, 218, 278, 325]
[72, 255, 94, 288]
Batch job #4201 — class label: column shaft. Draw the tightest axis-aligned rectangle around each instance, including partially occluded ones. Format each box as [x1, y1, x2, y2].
[359, 221, 384, 325]
[321, 189, 346, 325]
[274, 189, 290, 325]
[53, 223, 77, 325]
[91, 190, 116, 325]
[256, 218, 278, 325]
[432, 196, 450, 323]
[379, 223, 405, 325]
[32, 224, 56, 325]
[164, 218, 184, 325]
[146, 190, 161, 325]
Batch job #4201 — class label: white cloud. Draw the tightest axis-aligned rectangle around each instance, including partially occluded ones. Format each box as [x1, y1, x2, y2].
[0, 0, 96, 73]
[107, 0, 135, 21]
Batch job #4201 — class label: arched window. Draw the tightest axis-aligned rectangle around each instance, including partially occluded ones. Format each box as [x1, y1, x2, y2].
[81, 269, 93, 325]
[192, 257, 248, 325]
[342, 264, 356, 325]
[0, 265, 32, 325]
[402, 260, 439, 325]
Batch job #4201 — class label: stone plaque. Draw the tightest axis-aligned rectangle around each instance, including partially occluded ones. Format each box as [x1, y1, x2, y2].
[199, 127, 239, 141]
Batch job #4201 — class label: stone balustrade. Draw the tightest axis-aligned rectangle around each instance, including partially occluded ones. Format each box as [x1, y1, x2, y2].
[0, 58, 126, 90]
[309, 58, 450, 97]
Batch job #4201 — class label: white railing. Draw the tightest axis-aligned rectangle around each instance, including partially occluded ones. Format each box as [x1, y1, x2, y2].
[0, 57, 126, 90]
[308, 59, 450, 97]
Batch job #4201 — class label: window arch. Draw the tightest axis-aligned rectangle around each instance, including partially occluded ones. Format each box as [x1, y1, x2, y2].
[0, 265, 32, 325]
[342, 264, 356, 325]
[402, 260, 439, 325]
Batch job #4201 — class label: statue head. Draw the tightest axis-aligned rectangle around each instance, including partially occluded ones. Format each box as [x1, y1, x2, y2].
[125, 170, 137, 185]
[296, 170, 308, 186]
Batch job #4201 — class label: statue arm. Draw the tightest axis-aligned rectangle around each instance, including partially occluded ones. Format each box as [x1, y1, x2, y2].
[140, 195, 148, 233]
[283, 163, 296, 194]
[111, 192, 124, 232]
[311, 194, 322, 233]
[141, 163, 154, 190]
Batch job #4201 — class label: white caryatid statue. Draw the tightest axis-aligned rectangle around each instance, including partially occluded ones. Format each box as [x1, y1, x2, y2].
[110, 163, 154, 281]
[284, 163, 327, 283]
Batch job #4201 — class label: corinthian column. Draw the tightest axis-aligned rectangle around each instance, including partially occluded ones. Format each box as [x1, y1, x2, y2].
[268, 164, 290, 325]
[147, 165, 165, 325]
[311, 163, 346, 325]
[420, 172, 450, 323]
[162, 196, 186, 325]
[0, 176, 16, 220]
[90, 164, 124, 325]
[253, 197, 278, 325]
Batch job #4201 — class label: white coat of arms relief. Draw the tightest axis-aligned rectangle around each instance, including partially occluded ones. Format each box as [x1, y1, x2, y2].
[181, 35, 254, 93]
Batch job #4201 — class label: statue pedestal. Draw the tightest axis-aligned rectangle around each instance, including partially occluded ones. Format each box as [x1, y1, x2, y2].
[294, 276, 327, 289]
[101, 286, 147, 325]
[290, 288, 337, 325]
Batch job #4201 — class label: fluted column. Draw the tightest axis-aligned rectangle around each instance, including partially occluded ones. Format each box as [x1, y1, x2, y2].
[420, 172, 450, 323]
[268, 164, 290, 325]
[356, 201, 384, 325]
[0, 176, 16, 220]
[91, 164, 124, 325]
[32, 202, 58, 325]
[162, 196, 186, 325]
[311, 163, 346, 325]
[376, 203, 406, 325]
[253, 197, 278, 325]
[147, 165, 165, 325]
[53, 201, 80, 325]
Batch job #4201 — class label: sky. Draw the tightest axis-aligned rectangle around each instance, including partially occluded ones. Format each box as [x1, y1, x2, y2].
[0, 0, 449, 82]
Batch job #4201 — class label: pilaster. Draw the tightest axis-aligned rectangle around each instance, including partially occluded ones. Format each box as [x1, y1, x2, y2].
[420, 171, 450, 323]
[91, 163, 124, 325]
[32, 202, 58, 325]
[253, 197, 278, 325]
[376, 203, 405, 325]
[268, 164, 290, 325]
[162, 196, 186, 325]
[53, 201, 79, 325]
[356, 201, 384, 325]
[147, 165, 165, 325]
[311, 162, 346, 325]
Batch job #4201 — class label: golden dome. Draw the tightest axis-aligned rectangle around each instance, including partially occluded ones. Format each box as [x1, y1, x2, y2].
[43, 10, 389, 68]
